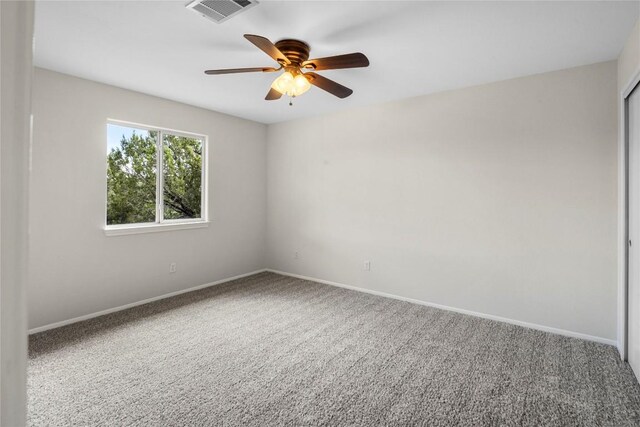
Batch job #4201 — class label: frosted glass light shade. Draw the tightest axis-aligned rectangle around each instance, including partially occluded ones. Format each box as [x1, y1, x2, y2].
[290, 74, 311, 97]
[271, 71, 294, 94]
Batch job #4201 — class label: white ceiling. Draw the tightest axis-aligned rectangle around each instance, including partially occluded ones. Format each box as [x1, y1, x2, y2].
[34, 0, 639, 124]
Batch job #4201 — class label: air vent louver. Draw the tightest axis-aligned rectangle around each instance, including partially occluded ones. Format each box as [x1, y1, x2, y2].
[186, 0, 258, 24]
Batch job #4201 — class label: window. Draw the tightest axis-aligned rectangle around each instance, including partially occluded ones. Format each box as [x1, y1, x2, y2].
[105, 121, 207, 235]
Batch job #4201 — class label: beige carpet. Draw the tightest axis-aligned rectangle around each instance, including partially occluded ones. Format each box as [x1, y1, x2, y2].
[29, 272, 640, 426]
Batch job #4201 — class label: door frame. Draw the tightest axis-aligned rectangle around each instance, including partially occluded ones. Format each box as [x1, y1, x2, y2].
[0, 1, 34, 424]
[619, 69, 640, 360]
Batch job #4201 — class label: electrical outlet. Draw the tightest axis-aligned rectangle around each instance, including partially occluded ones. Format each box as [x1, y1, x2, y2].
[364, 261, 371, 271]
[169, 262, 177, 273]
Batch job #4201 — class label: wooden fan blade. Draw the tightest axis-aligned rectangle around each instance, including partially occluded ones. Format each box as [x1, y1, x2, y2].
[305, 72, 353, 98]
[204, 67, 278, 75]
[244, 34, 291, 65]
[302, 53, 369, 71]
[265, 87, 282, 101]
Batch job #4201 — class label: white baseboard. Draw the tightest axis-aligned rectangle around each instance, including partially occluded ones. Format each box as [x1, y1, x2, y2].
[28, 269, 268, 335]
[267, 269, 617, 347]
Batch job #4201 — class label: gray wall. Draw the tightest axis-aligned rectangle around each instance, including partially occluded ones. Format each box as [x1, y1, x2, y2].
[267, 61, 618, 341]
[31, 61, 619, 343]
[29, 68, 267, 329]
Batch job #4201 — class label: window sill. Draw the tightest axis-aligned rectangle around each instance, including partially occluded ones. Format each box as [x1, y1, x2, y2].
[104, 221, 209, 237]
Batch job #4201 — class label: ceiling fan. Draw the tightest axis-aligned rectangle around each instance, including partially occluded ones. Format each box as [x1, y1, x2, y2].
[204, 34, 369, 101]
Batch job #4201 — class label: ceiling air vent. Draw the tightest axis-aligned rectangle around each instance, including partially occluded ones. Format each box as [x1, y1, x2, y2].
[186, 0, 259, 24]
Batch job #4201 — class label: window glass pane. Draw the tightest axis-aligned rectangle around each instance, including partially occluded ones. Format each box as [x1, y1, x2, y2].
[162, 133, 202, 220]
[106, 124, 157, 225]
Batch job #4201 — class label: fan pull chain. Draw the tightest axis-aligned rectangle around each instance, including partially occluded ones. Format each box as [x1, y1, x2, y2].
[289, 95, 293, 107]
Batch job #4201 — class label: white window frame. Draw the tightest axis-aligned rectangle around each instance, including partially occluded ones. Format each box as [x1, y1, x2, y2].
[104, 119, 209, 236]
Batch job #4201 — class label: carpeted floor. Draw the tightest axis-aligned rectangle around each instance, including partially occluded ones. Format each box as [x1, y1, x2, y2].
[29, 272, 640, 426]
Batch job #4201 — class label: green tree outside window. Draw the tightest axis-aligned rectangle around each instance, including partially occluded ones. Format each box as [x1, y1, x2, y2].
[107, 125, 203, 226]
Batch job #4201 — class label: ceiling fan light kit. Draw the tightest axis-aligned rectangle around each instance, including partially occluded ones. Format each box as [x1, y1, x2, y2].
[204, 34, 369, 102]
[271, 71, 311, 98]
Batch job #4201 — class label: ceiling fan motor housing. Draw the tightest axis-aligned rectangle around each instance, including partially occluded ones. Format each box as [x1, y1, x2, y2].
[274, 39, 311, 66]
